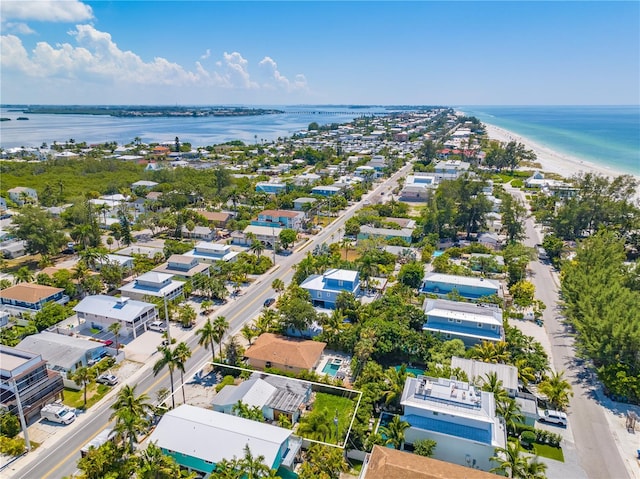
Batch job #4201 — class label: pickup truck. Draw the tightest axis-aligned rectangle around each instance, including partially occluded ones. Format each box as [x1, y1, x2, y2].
[41, 402, 76, 425]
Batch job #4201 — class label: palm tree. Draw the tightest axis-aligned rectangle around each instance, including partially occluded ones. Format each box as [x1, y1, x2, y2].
[380, 415, 410, 450]
[73, 366, 96, 408]
[138, 442, 186, 479]
[237, 444, 271, 479]
[241, 324, 257, 346]
[491, 439, 527, 478]
[212, 315, 230, 358]
[382, 365, 412, 409]
[111, 384, 153, 420]
[113, 408, 147, 454]
[153, 346, 179, 409]
[481, 372, 509, 407]
[108, 322, 121, 351]
[174, 342, 192, 404]
[254, 308, 279, 335]
[196, 318, 217, 363]
[250, 240, 265, 258]
[468, 340, 510, 364]
[297, 407, 333, 442]
[271, 278, 285, 293]
[13, 266, 34, 284]
[521, 455, 548, 479]
[496, 398, 524, 435]
[515, 358, 537, 387]
[539, 370, 573, 410]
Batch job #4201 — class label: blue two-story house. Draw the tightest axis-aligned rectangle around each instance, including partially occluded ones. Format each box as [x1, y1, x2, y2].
[255, 182, 288, 194]
[300, 268, 360, 309]
[148, 404, 300, 477]
[421, 273, 500, 301]
[423, 298, 504, 347]
[252, 209, 304, 231]
[311, 185, 341, 197]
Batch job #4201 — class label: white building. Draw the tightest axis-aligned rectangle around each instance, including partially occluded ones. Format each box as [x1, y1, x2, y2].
[73, 295, 158, 338]
[400, 375, 506, 471]
[184, 242, 239, 264]
[119, 271, 184, 302]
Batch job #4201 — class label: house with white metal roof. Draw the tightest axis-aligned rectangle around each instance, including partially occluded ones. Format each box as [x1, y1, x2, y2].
[152, 254, 211, 279]
[118, 271, 184, 302]
[451, 357, 518, 396]
[212, 378, 277, 415]
[16, 331, 107, 373]
[399, 375, 506, 472]
[423, 298, 504, 346]
[148, 404, 300, 475]
[183, 242, 239, 264]
[300, 268, 360, 309]
[73, 295, 158, 338]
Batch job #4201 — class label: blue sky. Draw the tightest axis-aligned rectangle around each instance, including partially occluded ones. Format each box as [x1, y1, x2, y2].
[1, 1, 638, 105]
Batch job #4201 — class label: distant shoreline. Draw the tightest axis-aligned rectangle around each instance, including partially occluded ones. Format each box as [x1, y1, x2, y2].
[19, 106, 285, 118]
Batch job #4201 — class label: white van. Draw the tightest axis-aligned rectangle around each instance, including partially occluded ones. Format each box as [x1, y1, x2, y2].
[148, 321, 167, 333]
[41, 402, 76, 425]
[539, 409, 567, 426]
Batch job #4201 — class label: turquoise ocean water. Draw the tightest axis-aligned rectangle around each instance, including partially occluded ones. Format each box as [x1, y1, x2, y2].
[459, 105, 640, 176]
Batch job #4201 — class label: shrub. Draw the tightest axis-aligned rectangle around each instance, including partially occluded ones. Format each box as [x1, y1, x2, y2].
[215, 375, 235, 392]
[0, 412, 21, 438]
[520, 431, 536, 449]
[511, 179, 524, 188]
[514, 422, 536, 436]
[0, 436, 26, 456]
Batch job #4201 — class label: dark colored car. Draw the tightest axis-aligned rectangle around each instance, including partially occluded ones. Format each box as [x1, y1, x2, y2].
[263, 298, 276, 308]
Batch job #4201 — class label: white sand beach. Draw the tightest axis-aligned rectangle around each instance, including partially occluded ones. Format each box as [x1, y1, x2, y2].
[483, 123, 640, 184]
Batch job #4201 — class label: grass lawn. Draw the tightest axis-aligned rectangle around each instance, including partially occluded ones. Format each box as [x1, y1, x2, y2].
[532, 443, 564, 462]
[63, 383, 111, 410]
[300, 392, 356, 445]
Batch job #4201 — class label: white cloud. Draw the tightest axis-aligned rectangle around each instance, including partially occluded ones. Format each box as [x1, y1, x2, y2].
[258, 56, 308, 91]
[4, 22, 36, 34]
[200, 48, 211, 60]
[0, 24, 308, 95]
[1, 0, 93, 22]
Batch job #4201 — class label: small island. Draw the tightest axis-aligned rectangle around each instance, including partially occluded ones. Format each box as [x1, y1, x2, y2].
[21, 105, 283, 118]
[16, 117, 29, 120]
[0, 118, 10, 122]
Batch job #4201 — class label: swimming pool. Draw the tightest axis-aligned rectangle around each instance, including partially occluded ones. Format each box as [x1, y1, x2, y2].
[432, 250, 445, 258]
[322, 358, 342, 376]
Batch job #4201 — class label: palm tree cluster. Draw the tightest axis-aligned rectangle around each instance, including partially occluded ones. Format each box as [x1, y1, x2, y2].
[152, 341, 192, 408]
[490, 438, 548, 479]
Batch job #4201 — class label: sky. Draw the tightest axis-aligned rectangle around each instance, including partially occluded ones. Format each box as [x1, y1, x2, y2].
[1, 1, 638, 106]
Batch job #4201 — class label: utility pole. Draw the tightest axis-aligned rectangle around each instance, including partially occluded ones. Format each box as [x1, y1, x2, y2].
[10, 378, 31, 453]
[163, 294, 172, 342]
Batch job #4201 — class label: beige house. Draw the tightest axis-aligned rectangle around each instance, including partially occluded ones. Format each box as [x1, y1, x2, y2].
[244, 333, 326, 375]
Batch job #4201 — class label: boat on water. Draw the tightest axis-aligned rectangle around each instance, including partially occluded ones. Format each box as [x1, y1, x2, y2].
[17, 117, 29, 120]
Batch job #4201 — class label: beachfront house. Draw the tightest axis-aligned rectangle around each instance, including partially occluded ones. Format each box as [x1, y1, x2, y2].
[300, 268, 360, 309]
[148, 404, 300, 476]
[399, 375, 507, 471]
[422, 298, 504, 346]
[421, 273, 501, 301]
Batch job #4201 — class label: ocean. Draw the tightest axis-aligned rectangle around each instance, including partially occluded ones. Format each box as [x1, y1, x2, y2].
[458, 105, 640, 176]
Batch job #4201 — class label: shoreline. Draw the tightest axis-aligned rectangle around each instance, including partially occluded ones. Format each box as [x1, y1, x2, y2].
[483, 122, 640, 183]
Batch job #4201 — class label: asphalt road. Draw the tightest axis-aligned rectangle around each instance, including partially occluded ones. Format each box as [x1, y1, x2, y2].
[12, 163, 414, 479]
[508, 185, 629, 479]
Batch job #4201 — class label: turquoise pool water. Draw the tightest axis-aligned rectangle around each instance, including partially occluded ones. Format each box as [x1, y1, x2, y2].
[322, 360, 341, 377]
[432, 250, 445, 258]
[395, 365, 425, 377]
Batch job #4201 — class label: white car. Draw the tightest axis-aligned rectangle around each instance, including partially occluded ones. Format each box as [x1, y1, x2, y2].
[148, 321, 167, 333]
[96, 373, 118, 386]
[539, 409, 567, 426]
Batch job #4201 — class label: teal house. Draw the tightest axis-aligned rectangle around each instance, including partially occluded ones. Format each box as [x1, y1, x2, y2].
[148, 404, 300, 475]
[421, 273, 500, 300]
